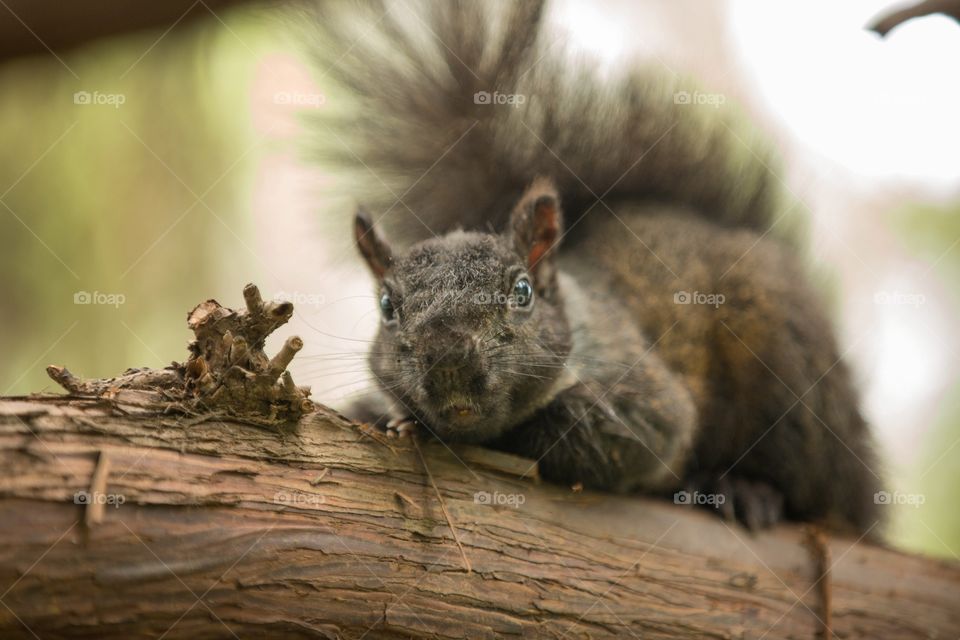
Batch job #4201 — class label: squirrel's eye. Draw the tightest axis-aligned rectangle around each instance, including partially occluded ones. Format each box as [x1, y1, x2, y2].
[512, 277, 533, 308]
[380, 292, 396, 323]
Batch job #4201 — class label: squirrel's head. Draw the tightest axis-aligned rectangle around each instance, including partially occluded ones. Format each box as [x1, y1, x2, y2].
[354, 178, 572, 443]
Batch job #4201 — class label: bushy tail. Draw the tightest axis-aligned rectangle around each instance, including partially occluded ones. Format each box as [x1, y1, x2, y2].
[302, 0, 789, 246]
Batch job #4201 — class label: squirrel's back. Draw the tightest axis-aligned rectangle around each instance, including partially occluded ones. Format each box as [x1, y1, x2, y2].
[304, 0, 792, 246]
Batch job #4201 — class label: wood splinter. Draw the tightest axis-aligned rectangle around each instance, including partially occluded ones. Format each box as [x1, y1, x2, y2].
[805, 525, 833, 638]
[84, 450, 111, 528]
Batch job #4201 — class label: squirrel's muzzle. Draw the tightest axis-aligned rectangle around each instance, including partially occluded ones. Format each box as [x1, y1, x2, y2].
[422, 331, 475, 370]
[419, 328, 487, 405]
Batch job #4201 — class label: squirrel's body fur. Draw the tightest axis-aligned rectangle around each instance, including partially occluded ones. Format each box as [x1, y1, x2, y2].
[309, 0, 882, 532]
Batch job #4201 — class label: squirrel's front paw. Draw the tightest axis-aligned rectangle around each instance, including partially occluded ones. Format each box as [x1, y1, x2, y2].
[386, 416, 419, 439]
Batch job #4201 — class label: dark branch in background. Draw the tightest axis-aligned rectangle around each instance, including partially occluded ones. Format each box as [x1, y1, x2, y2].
[0, 0, 273, 62]
[868, 0, 960, 36]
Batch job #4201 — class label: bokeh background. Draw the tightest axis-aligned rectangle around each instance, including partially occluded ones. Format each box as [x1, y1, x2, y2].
[1, 0, 957, 558]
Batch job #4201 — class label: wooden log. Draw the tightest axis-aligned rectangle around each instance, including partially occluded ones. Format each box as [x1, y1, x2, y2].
[0, 394, 958, 639]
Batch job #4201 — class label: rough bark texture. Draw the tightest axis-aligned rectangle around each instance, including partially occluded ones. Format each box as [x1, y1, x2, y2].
[44, 283, 313, 425]
[1, 394, 958, 639]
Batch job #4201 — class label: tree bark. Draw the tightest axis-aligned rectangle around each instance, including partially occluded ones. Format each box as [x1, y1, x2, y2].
[1, 394, 957, 639]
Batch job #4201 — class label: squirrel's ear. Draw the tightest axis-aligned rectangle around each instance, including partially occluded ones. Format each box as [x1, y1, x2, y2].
[509, 178, 563, 290]
[354, 207, 393, 280]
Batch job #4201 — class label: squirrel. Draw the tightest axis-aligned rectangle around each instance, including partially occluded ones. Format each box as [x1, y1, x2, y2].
[306, 0, 883, 533]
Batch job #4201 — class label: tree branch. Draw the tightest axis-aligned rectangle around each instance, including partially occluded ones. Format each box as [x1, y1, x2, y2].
[1, 394, 958, 638]
[868, 0, 960, 36]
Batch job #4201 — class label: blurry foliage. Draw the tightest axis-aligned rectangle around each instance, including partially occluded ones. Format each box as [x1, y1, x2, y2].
[887, 202, 960, 559]
[0, 9, 278, 394]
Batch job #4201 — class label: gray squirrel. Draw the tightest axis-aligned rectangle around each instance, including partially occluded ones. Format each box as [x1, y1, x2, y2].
[307, 0, 882, 532]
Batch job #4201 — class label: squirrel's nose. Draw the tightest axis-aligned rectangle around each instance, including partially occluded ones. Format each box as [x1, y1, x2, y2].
[422, 331, 476, 370]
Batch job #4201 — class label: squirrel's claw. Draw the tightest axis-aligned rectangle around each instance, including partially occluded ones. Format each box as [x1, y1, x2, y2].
[688, 475, 785, 531]
[386, 416, 419, 439]
[722, 477, 785, 531]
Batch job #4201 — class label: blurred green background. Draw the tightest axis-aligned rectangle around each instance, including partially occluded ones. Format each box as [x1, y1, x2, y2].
[0, 10, 268, 392]
[885, 202, 960, 557]
[0, 1, 957, 561]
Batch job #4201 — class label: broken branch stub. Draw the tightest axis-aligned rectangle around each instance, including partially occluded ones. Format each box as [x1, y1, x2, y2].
[47, 283, 313, 423]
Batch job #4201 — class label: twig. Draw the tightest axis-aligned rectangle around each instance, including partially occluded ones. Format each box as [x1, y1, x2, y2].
[804, 525, 833, 638]
[310, 468, 331, 486]
[85, 450, 111, 527]
[413, 437, 472, 574]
